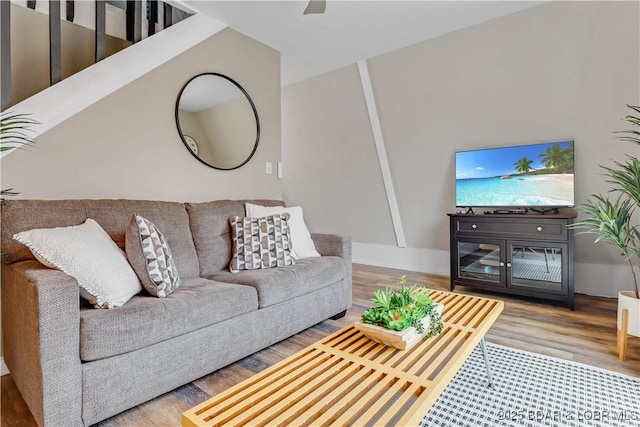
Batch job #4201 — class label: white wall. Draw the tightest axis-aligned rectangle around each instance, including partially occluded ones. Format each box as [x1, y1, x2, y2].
[2, 28, 282, 201]
[282, 1, 640, 296]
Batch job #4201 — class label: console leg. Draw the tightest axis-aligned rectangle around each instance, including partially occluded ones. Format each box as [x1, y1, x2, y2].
[330, 310, 346, 320]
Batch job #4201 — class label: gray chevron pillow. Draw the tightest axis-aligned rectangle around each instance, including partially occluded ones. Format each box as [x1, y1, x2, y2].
[229, 213, 294, 273]
[125, 214, 181, 297]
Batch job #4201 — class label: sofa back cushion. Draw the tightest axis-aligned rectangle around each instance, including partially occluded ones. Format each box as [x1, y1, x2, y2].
[1, 199, 200, 278]
[186, 199, 284, 276]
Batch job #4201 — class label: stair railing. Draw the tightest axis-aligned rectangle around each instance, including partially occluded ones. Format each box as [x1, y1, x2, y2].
[0, 0, 193, 110]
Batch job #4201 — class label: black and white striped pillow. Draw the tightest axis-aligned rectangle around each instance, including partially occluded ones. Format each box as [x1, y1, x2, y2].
[229, 213, 294, 273]
[126, 214, 181, 297]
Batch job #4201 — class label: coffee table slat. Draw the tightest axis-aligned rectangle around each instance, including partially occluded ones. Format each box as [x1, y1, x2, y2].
[267, 359, 371, 425]
[295, 364, 381, 425]
[182, 291, 504, 427]
[192, 349, 325, 422]
[228, 352, 344, 425]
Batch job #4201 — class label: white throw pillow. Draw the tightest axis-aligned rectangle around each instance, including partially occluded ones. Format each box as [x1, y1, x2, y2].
[13, 219, 142, 308]
[245, 203, 321, 259]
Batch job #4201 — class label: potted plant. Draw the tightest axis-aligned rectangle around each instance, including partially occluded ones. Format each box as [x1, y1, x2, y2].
[355, 276, 444, 350]
[570, 104, 640, 360]
[0, 111, 37, 203]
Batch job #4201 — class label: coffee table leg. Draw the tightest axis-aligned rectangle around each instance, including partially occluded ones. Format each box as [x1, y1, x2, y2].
[480, 338, 494, 388]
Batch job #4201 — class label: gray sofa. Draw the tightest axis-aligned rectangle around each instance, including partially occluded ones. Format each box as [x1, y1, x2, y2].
[1, 199, 352, 427]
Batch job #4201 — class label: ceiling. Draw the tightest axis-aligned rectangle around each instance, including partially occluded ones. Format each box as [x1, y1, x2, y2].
[183, 1, 543, 85]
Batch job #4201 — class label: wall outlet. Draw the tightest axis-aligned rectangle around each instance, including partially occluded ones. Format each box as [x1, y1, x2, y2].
[265, 162, 273, 175]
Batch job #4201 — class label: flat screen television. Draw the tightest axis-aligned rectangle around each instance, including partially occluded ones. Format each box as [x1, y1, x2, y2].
[455, 140, 575, 208]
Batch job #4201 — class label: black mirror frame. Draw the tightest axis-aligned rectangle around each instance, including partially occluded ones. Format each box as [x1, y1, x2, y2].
[175, 72, 260, 171]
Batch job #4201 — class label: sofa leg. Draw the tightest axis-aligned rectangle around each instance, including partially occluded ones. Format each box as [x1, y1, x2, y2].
[329, 310, 346, 320]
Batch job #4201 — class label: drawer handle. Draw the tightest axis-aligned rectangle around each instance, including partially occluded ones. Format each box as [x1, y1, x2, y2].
[471, 224, 477, 229]
[499, 262, 505, 267]
[506, 262, 512, 268]
[536, 226, 543, 232]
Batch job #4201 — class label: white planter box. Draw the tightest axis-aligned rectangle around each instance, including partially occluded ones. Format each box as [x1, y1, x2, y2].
[618, 290, 640, 337]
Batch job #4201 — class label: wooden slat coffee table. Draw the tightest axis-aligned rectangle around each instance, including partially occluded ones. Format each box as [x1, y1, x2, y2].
[182, 290, 504, 427]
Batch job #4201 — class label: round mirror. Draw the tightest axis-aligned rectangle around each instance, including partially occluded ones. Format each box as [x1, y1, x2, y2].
[175, 73, 260, 170]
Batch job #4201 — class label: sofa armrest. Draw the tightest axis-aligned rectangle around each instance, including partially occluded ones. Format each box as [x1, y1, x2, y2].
[311, 234, 352, 308]
[311, 233, 351, 260]
[2, 261, 83, 427]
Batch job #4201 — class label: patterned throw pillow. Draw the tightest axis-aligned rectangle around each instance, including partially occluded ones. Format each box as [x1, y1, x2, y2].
[229, 213, 295, 273]
[125, 214, 181, 297]
[245, 203, 321, 259]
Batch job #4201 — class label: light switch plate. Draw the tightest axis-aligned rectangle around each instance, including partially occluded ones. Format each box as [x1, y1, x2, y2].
[266, 162, 273, 175]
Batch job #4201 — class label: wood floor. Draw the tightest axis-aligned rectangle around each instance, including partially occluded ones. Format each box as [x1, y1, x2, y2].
[2, 263, 638, 427]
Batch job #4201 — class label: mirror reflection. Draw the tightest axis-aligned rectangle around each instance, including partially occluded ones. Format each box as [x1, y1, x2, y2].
[176, 73, 259, 170]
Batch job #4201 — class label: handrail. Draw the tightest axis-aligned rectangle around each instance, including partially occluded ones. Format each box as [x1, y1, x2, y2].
[0, 12, 227, 158]
[1, 0, 196, 111]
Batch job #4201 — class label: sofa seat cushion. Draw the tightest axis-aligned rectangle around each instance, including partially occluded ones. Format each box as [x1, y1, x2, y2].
[207, 256, 346, 308]
[79, 278, 258, 361]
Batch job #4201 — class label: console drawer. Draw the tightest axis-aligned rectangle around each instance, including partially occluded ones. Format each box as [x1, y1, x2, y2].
[455, 217, 567, 240]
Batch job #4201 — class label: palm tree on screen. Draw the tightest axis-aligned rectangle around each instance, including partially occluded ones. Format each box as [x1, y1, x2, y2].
[539, 144, 565, 171]
[561, 144, 574, 173]
[514, 157, 534, 174]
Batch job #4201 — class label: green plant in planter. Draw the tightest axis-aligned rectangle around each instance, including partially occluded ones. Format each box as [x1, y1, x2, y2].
[361, 276, 444, 339]
[569, 105, 640, 299]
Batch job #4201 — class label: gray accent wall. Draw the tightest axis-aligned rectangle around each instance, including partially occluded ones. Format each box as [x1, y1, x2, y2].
[282, 1, 640, 296]
[282, 65, 397, 246]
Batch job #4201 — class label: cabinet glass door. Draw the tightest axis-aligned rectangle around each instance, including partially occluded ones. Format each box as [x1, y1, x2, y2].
[455, 238, 504, 286]
[507, 241, 567, 294]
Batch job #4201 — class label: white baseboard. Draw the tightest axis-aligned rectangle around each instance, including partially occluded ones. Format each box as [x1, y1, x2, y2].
[352, 242, 450, 276]
[1, 356, 9, 376]
[353, 242, 627, 297]
[574, 261, 630, 297]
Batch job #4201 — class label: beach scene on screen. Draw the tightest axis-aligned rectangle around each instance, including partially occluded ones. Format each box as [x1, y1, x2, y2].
[456, 141, 574, 207]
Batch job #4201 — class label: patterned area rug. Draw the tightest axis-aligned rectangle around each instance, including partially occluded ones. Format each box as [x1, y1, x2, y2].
[421, 343, 640, 427]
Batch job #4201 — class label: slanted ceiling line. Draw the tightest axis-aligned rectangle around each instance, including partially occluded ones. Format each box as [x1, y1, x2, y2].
[1, 13, 227, 159]
[357, 59, 407, 248]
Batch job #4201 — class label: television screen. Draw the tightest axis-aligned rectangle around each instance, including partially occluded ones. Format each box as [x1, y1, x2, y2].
[455, 141, 575, 208]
